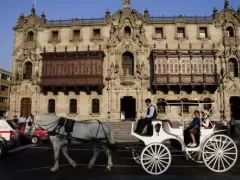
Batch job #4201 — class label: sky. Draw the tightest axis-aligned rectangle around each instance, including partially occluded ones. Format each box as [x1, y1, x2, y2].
[0, 0, 239, 72]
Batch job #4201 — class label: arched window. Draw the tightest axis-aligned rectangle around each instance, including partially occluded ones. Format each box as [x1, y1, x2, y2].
[181, 98, 189, 113]
[92, 99, 100, 114]
[122, 51, 134, 76]
[157, 98, 166, 113]
[27, 31, 34, 41]
[203, 98, 212, 112]
[69, 99, 77, 113]
[23, 62, 32, 79]
[228, 59, 238, 77]
[48, 99, 55, 113]
[226, 27, 234, 37]
[124, 26, 131, 36]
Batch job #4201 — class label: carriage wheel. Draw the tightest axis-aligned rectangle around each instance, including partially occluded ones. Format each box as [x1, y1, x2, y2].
[140, 143, 171, 175]
[202, 134, 238, 173]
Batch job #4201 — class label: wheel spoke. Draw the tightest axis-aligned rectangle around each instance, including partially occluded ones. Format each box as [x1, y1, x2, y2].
[159, 159, 169, 164]
[205, 145, 217, 152]
[223, 154, 235, 161]
[146, 161, 154, 170]
[217, 157, 220, 171]
[150, 146, 155, 156]
[146, 149, 154, 156]
[154, 162, 158, 173]
[158, 160, 167, 168]
[222, 141, 232, 151]
[157, 162, 162, 172]
[221, 155, 231, 167]
[206, 155, 217, 166]
[220, 157, 226, 170]
[143, 153, 154, 159]
[143, 159, 153, 166]
[212, 156, 218, 169]
[159, 152, 169, 158]
[223, 146, 235, 153]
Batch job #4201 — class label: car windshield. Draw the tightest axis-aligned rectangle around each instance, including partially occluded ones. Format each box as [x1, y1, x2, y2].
[6, 120, 17, 130]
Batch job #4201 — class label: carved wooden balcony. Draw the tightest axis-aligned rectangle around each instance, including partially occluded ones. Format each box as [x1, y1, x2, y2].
[0, 79, 10, 85]
[153, 74, 217, 86]
[39, 51, 105, 91]
[0, 103, 9, 110]
[0, 90, 9, 97]
[120, 69, 135, 86]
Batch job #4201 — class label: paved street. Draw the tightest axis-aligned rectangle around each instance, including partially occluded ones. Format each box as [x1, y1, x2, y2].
[0, 142, 239, 180]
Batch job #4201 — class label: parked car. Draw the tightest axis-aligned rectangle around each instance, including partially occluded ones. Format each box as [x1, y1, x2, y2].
[18, 123, 49, 144]
[0, 118, 19, 158]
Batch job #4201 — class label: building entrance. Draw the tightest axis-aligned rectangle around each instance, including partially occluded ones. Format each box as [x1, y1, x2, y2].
[20, 98, 32, 118]
[120, 96, 136, 120]
[230, 96, 240, 120]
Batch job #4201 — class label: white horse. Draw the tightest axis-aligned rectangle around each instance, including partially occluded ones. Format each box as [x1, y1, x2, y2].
[33, 114, 116, 172]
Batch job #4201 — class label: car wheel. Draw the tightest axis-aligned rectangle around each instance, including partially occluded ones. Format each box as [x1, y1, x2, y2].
[0, 144, 5, 158]
[31, 136, 39, 144]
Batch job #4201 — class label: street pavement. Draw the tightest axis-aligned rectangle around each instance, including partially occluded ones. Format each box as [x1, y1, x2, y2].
[0, 142, 239, 180]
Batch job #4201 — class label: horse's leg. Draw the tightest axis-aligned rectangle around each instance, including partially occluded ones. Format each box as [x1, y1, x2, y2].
[87, 145, 101, 170]
[102, 145, 113, 171]
[61, 145, 77, 168]
[50, 136, 61, 172]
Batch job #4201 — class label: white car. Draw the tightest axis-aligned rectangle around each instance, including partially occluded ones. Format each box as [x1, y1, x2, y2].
[0, 118, 19, 158]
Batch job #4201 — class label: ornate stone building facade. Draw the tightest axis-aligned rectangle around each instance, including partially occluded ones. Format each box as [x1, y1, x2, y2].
[9, 0, 240, 122]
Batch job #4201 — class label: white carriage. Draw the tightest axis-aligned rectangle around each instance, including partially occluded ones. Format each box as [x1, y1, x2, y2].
[131, 100, 238, 175]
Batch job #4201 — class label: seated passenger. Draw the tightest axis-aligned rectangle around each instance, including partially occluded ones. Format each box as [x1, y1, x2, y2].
[134, 98, 157, 135]
[185, 110, 200, 147]
[201, 110, 210, 128]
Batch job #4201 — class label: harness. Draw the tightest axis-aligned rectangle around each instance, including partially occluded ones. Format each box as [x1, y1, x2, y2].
[48, 118, 109, 144]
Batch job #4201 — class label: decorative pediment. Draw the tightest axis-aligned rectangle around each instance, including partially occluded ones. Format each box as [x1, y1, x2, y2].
[173, 15, 188, 24]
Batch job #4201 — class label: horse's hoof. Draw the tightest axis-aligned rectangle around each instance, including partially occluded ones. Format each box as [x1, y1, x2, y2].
[72, 161, 77, 168]
[87, 166, 92, 171]
[105, 168, 111, 171]
[50, 167, 58, 173]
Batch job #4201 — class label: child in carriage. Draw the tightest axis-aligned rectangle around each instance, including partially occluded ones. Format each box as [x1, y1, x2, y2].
[184, 110, 201, 147]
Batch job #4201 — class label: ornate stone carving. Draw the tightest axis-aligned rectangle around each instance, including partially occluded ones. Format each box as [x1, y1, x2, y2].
[22, 85, 34, 95]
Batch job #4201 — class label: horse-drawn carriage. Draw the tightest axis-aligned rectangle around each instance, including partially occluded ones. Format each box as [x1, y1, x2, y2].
[130, 100, 238, 175]
[28, 100, 238, 175]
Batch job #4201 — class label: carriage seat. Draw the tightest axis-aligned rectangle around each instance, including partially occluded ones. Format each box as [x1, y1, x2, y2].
[202, 121, 217, 129]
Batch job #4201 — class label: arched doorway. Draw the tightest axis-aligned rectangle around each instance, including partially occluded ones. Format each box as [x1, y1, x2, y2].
[120, 96, 136, 120]
[122, 51, 134, 76]
[230, 97, 240, 121]
[20, 98, 32, 118]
